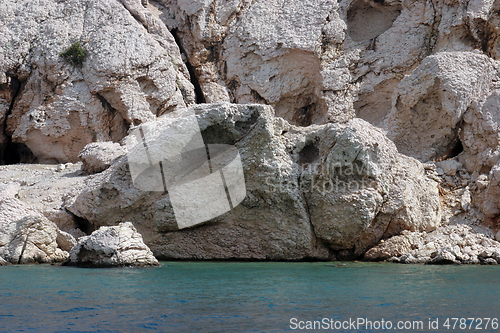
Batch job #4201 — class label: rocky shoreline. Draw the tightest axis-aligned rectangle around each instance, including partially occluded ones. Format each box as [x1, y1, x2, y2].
[0, 103, 498, 266]
[1, 0, 500, 266]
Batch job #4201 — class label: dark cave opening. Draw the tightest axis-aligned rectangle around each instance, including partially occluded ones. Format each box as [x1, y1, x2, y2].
[170, 29, 206, 104]
[1, 77, 37, 165]
[2, 142, 37, 165]
[435, 137, 464, 162]
[293, 103, 316, 127]
[71, 213, 95, 235]
[298, 142, 320, 166]
[448, 138, 464, 159]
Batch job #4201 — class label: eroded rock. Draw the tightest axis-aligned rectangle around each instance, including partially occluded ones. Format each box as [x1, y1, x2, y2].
[0, 188, 74, 264]
[386, 52, 495, 162]
[66, 103, 441, 260]
[0, 0, 195, 163]
[79, 142, 127, 175]
[65, 222, 160, 267]
[365, 224, 500, 264]
[480, 161, 500, 218]
[460, 89, 500, 174]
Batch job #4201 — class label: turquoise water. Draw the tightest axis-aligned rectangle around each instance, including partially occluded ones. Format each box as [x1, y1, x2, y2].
[0, 262, 499, 332]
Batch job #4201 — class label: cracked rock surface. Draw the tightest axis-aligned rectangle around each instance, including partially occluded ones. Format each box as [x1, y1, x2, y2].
[1, 0, 500, 263]
[65, 222, 160, 267]
[0, 182, 74, 264]
[65, 103, 440, 260]
[0, 0, 195, 163]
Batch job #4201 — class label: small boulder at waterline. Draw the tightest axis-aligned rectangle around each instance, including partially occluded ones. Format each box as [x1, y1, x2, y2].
[65, 222, 160, 267]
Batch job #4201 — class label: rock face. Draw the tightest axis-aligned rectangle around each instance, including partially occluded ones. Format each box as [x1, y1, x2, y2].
[66, 222, 160, 267]
[0, 163, 88, 239]
[365, 224, 500, 265]
[460, 89, 500, 174]
[79, 142, 127, 175]
[155, 0, 444, 126]
[159, 0, 349, 125]
[0, 0, 195, 163]
[66, 103, 440, 260]
[1, 0, 500, 264]
[386, 52, 495, 162]
[0, 182, 74, 264]
[151, 0, 500, 130]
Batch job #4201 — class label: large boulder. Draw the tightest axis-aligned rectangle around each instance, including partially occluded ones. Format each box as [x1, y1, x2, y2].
[298, 118, 441, 257]
[479, 161, 500, 218]
[0, 0, 195, 163]
[65, 222, 160, 267]
[66, 103, 441, 260]
[0, 183, 75, 264]
[67, 104, 328, 260]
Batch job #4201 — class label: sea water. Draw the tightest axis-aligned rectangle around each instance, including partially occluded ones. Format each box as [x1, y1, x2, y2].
[0, 262, 499, 332]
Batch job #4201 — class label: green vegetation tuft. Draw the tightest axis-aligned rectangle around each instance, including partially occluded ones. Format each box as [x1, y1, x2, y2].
[60, 41, 87, 67]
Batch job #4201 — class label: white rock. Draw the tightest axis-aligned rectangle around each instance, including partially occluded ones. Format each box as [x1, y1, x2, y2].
[432, 248, 458, 264]
[436, 159, 462, 176]
[66, 103, 441, 260]
[366, 224, 500, 264]
[0, 182, 20, 200]
[66, 222, 160, 267]
[461, 188, 472, 212]
[0, 197, 70, 264]
[1, 0, 194, 163]
[78, 142, 127, 175]
[56, 230, 77, 253]
[386, 52, 495, 162]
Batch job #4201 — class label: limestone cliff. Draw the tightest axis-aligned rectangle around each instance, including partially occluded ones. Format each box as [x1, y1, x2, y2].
[1, 0, 500, 264]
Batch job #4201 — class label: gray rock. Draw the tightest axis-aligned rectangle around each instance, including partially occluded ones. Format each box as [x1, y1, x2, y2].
[480, 161, 500, 218]
[386, 52, 495, 162]
[79, 142, 127, 175]
[365, 231, 424, 261]
[366, 224, 500, 264]
[0, 0, 194, 163]
[66, 222, 160, 267]
[299, 118, 440, 256]
[66, 103, 441, 260]
[56, 230, 77, 253]
[0, 197, 70, 264]
[67, 104, 328, 260]
[482, 258, 498, 265]
[430, 248, 459, 265]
